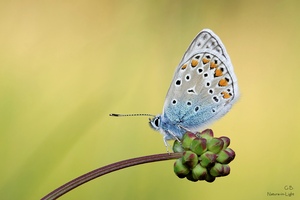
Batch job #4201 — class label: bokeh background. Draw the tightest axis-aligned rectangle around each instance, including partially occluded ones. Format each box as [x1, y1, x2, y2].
[1, 0, 299, 199]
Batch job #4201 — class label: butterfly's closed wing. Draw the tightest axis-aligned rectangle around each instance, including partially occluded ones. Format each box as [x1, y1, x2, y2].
[155, 29, 238, 140]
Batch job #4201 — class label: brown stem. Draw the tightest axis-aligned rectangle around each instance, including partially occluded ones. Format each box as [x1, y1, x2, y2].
[41, 152, 182, 200]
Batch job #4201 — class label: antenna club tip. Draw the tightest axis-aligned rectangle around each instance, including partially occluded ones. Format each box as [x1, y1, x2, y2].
[109, 113, 119, 117]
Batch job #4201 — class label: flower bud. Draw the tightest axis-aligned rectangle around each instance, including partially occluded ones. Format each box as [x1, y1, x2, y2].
[216, 148, 235, 164]
[172, 130, 235, 183]
[207, 138, 224, 154]
[221, 164, 231, 176]
[173, 140, 184, 153]
[190, 138, 207, 155]
[182, 151, 198, 169]
[205, 173, 216, 183]
[186, 172, 198, 182]
[191, 164, 207, 180]
[198, 129, 214, 141]
[199, 151, 217, 168]
[209, 163, 224, 177]
[174, 158, 189, 178]
[219, 136, 230, 149]
[181, 132, 197, 149]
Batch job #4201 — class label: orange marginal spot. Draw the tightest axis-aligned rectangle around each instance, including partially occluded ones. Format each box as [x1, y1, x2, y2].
[221, 91, 231, 99]
[218, 78, 228, 87]
[202, 58, 210, 64]
[191, 59, 199, 67]
[210, 62, 218, 69]
[181, 63, 187, 70]
[214, 68, 223, 77]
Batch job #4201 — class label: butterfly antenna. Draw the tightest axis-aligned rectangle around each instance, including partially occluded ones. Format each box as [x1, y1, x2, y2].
[109, 113, 155, 117]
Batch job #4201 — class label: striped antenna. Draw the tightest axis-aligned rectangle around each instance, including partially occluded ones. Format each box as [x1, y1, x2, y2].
[109, 113, 155, 117]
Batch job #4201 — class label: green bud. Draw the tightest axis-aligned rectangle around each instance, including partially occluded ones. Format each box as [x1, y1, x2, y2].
[221, 164, 231, 176]
[209, 163, 224, 177]
[182, 151, 198, 169]
[173, 129, 235, 182]
[198, 129, 214, 141]
[174, 158, 190, 178]
[216, 148, 235, 164]
[181, 132, 197, 149]
[191, 164, 207, 180]
[173, 140, 184, 153]
[199, 151, 217, 168]
[219, 136, 230, 149]
[190, 138, 207, 155]
[205, 173, 216, 183]
[207, 138, 224, 154]
[186, 172, 198, 182]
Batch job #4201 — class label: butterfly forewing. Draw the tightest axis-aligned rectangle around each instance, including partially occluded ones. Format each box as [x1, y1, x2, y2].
[179, 29, 232, 66]
[162, 29, 238, 134]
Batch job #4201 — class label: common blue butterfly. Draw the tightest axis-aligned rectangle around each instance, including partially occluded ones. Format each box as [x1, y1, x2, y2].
[111, 29, 238, 147]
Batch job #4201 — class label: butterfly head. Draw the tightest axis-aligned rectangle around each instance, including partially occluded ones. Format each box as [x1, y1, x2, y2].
[149, 115, 161, 131]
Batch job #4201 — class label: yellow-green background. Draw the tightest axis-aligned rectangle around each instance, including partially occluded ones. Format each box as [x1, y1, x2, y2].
[1, 0, 299, 199]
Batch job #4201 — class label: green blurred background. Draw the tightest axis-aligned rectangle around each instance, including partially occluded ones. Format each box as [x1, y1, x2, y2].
[1, 0, 299, 199]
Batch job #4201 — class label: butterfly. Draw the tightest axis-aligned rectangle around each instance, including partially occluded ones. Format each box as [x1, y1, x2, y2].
[111, 29, 238, 147]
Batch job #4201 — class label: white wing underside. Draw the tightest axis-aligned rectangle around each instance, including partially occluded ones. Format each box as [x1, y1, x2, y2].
[162, 29, 239, 133]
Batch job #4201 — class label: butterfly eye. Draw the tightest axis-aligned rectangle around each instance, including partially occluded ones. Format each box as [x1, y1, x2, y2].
[154, 117, 160, 127]
[149, 116, 161, 130]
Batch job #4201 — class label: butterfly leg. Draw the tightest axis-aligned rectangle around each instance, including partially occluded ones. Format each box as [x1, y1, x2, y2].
[163, 131, 182, 152]
[168, 130, 181, 143]
[178, 125, 192, 133]
[163, 135, 170, 153]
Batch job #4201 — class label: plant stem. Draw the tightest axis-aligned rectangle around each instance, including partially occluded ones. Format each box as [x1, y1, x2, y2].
[41, 152, 182, 200]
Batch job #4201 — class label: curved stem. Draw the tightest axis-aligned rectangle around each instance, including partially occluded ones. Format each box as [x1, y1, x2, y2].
[41, 152, 182, 200]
